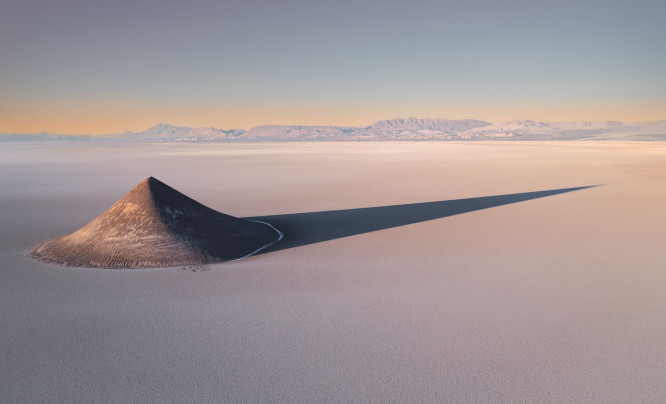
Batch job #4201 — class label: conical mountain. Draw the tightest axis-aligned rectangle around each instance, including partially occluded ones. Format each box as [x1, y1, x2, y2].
[29, 177, 282, 268]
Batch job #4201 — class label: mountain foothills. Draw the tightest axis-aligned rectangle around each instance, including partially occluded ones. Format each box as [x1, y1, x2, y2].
[2, 118, 666, 142]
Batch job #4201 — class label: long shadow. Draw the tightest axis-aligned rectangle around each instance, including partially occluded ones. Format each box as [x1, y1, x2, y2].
[247, 186, 597, 254]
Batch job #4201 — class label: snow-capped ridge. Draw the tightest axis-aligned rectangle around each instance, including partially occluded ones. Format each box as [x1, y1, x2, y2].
[3, 118, 666, 142]
[370, 117, 491, 132]
[130, 124, 246, 141]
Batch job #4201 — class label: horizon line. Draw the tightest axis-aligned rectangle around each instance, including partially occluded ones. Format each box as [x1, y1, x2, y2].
[3, 116, 666, 136]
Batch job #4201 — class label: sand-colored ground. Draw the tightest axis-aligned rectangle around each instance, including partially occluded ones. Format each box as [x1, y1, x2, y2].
[1, 141, 665, 403]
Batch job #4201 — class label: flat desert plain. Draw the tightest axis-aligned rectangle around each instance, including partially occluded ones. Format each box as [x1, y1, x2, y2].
[1, 141, 665, 403]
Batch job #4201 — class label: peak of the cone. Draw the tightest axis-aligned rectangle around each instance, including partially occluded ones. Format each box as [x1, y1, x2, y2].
[132, 177, 152, 190]
[136, 176, 165, 189]
[126, 177, 190, 208]
[126, 177, 171, 199]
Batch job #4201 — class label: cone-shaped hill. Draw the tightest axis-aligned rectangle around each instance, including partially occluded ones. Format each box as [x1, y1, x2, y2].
[29, 177, 282, 268]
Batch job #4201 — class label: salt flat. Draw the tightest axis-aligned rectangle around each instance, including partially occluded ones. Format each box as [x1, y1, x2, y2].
[1, 141, 665, 403]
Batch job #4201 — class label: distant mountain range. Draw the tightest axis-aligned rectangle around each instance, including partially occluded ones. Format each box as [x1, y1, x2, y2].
[2, 118, 666, 142]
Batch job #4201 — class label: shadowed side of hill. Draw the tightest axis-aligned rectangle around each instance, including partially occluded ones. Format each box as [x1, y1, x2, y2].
[29, 177, 281, 268]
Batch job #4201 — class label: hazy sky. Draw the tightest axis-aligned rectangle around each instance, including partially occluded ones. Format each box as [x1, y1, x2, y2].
[1, 0, 665, 133]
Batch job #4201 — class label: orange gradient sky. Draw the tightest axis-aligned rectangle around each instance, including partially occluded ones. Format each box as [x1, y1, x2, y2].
[2, 99, 666, 135]
[1, 0, 664, 134]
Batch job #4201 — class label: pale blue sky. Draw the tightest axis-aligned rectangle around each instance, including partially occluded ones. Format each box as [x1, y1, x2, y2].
[1, 0, 664, 133]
